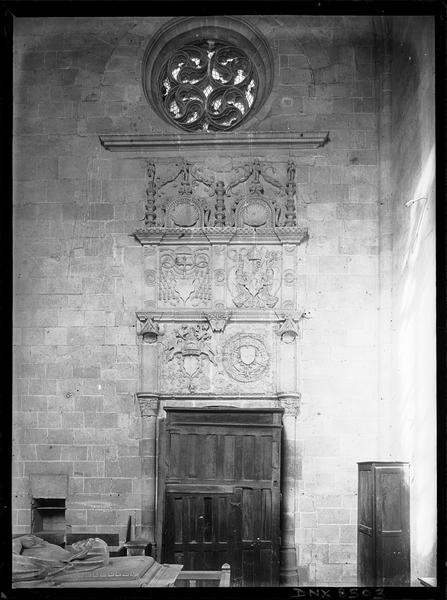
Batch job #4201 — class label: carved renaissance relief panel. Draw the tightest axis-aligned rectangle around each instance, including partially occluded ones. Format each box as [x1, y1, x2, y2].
[134, 156, 307, 397]
[158, 247, 211, 307]
[227, 246, 281, 309]
[160, 323, 216, 392]
[213, 324, 275, 394]
[158, 322, 275, 394]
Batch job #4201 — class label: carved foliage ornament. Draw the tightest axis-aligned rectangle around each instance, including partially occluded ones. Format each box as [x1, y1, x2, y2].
[137, 159, 304, 235]
[222, 334, 270, 382]
[279, 395, 300, 417]
[160, 40, 258, 132]
[138, 396, 159, 417]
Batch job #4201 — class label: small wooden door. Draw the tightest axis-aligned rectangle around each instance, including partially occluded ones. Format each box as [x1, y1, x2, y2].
[159, 407, 283, 586]
[164, 489, 238, 571]
[357, 462, 410, 586]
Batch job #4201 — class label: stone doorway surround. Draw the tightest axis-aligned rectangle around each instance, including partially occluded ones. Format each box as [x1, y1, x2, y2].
[100, 116, 329, 584]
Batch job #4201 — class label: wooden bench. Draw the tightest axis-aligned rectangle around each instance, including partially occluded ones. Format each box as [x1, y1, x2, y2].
[174, 563, 231, 587]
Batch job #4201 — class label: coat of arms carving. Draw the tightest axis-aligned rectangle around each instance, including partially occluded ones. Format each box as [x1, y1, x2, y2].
[166, 324, 216, 382]
[159, 248, 211, 307]
[222, 334, 270, 382]
[229, 247, 279, 308]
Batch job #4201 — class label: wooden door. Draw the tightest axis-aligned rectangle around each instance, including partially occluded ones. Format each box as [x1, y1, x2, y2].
[357, 462, 410, 586]
[357, 465, 375, 585]
[163, 488, 237, 571]
[160, 407, 282, 586]
[374, 465, 410, 586]
[233, 486, 280, 586]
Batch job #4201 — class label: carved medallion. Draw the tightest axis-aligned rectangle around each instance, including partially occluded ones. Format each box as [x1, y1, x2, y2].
[228, 247, 280, 308]
[222, 334, 270, 382]
[214, 269, 225, 284]
[169, 200, 201, 227]
[282, 300, 295, 310]
[159, 247, 211, 306]
[283, 269, 296, 285]
[145, 269, 156, 286]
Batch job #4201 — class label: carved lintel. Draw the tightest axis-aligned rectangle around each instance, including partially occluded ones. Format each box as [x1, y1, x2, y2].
[136, 314, 163, 343]
[137, 394, 159, 418]
[278, 393, 301, 417]
[203, 311, 231, 333]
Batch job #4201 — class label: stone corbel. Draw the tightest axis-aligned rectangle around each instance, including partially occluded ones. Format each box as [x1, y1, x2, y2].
[276, 311, 309, 344]
[137, 314, 164, 344]
[203, 311, 231, 333]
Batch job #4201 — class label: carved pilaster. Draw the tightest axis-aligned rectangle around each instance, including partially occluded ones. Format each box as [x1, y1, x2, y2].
[214, 180, 226, 226]
[137, 393, 159, 542]
[284, 159, 297, 227]
[144, 163, 157, 228]
[278, 393, 300, 586]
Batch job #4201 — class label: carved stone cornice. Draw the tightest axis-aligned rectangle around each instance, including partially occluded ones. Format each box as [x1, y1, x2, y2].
[156, 392, 288, 404]
[277, 393, 301, 417]
[136, 309, 305, 324]
[137, 393, 160, 417]
[99, 131, 329, 153]
[133, 226, 308, 246]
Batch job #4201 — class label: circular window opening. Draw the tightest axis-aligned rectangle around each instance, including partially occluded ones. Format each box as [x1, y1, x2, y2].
[160, 40, 258, 132]
[143, 17, 274, 133]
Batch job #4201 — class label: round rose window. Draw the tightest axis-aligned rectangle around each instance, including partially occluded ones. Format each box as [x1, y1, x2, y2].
[159, 40, 258, 132]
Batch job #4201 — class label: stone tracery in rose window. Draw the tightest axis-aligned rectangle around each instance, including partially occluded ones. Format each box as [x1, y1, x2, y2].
[159, 40, 258, 132]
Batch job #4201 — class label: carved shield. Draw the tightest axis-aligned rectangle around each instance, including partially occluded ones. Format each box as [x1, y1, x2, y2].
[240, 345, 256, 365]
[183, 355, 200, 377]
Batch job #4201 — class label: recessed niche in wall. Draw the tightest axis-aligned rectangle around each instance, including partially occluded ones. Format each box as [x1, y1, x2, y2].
[31, 497, 66, 546]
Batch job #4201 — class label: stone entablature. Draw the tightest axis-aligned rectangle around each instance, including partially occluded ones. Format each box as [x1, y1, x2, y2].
[136, 392, 301, 418]
[135, 310, 306, 395]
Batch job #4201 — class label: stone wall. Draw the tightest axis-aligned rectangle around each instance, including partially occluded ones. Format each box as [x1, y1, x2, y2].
[13, 15, 383, 586]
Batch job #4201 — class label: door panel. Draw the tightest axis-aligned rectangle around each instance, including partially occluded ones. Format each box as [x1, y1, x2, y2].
[163, 492, 236, 573]
[161, 408, 283, 586]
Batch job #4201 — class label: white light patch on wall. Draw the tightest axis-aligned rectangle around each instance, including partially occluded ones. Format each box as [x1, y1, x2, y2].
[394, 142, 437, 572]
[401, 145, 436, 272]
